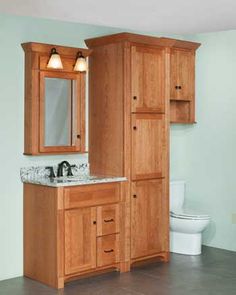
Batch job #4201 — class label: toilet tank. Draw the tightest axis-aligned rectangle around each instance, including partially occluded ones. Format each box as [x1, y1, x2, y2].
[170, 180, 185, 212]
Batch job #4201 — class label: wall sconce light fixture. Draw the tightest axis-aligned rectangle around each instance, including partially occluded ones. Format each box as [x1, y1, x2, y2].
[74, 51, 87, 72]
[47, 48, 63, 69]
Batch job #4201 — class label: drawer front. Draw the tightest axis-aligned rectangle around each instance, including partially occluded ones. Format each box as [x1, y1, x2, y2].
[97, 234, 120, 267]
[64, 183, 120, 209]
[97, 204, 120, 236]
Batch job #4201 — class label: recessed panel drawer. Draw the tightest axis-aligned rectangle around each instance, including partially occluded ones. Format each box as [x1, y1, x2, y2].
[64, 183, 120, 209]
[97, 204, 120, 236]
[97, 234, 120, 267]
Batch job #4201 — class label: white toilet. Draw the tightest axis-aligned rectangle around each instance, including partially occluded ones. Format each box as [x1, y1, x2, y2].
[170, 180, 210, 255]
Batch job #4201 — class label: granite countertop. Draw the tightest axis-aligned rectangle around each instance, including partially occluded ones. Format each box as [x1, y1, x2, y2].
[20, 163, 127, 187]
[22, 175, 127, 187]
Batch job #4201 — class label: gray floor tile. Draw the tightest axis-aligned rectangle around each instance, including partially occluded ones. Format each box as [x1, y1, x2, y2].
[0, 246, 236, 295]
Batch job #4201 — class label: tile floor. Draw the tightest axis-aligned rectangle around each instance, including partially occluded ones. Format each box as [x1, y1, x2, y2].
[1, 246, 236, 295]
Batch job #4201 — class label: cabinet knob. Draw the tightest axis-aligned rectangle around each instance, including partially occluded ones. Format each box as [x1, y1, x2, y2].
[133, 194, 137, 198]
[93, 221, 97, 225]
[77, 134, 81, 139]
[175, 86, 182, 90]
[133, 96, 137, 100]
[133, 126, 137, 130]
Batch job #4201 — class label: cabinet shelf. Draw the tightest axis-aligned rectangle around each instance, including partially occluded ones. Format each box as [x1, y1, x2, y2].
[170, 98, 192, 102]
[171, 120, 196, 124]
[170, 100, 195, 124]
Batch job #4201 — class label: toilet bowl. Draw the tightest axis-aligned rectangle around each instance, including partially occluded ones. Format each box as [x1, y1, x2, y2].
[170, 181, 210, 255]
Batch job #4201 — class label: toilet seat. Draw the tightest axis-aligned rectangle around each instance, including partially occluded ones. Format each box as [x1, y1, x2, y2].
[170, 209, 210, 220]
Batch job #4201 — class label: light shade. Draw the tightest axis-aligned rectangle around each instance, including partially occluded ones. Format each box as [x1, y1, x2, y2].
[74, 51, 87, 72]
[47, 48, 63, 69]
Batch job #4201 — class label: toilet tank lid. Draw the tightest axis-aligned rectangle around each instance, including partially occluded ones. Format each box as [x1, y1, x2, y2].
[170, 180, 186, 185]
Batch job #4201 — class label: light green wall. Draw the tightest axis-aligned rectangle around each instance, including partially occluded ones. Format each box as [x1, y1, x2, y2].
[170, 30, 236, 251]
[1, 12, 236, 281]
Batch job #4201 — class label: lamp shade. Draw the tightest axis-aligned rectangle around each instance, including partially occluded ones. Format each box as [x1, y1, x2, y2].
[74, 51, 87, 72]
[47, 48, 63, 69]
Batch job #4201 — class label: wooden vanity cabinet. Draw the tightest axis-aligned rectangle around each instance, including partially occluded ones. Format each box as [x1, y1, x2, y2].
[24, 182, 125, 289]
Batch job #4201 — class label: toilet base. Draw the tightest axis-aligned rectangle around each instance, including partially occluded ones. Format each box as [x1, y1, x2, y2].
[170, 231, 202, 255]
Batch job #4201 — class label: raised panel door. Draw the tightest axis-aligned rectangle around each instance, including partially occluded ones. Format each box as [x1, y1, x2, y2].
[131, 179, 168, 259]
[65, 207, 97, 275]
[170, 49, 194, 101]
[170, 49, 178, 100]
[178, 49, 194, 101]
[131, 113, 166, 180]
[131, 46, 165, 113]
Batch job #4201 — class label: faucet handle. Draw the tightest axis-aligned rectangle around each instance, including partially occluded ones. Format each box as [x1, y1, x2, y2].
[45, 166, 56, 178]
[67, 164, 76, 177]
[67, 166, 74, 176]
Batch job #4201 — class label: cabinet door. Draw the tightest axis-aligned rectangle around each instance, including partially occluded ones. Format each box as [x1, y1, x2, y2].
[65, 207, 97, 275]
[131, 46, 165, 113]
[170, 49, 195, 101]
[131, 179, 168, 259]
[132, 114, 166, 180]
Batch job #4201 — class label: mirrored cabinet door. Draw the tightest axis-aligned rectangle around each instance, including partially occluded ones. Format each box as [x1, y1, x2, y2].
[22, 42, 89, 155]
[39, 71, 84, 153]
[44, 77, 76, 147]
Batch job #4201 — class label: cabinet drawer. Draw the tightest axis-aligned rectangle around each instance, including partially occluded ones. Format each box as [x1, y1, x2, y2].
[97, 234, 120, 267]
[64, 183, 120, 209]
[97, 204, 120, 236]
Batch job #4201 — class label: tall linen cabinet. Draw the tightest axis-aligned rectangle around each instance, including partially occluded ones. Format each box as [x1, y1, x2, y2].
[85, 33, 171, 270]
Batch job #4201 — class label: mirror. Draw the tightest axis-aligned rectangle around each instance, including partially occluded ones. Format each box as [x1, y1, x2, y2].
[39, 71, 85, 154]
[44, 78, 77, 147]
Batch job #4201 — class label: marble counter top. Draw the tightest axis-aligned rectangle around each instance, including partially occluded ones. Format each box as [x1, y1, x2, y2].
[22, 175, 127, 187]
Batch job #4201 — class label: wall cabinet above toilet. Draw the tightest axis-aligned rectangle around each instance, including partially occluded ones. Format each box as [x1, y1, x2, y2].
[170, 44, 200, 124]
